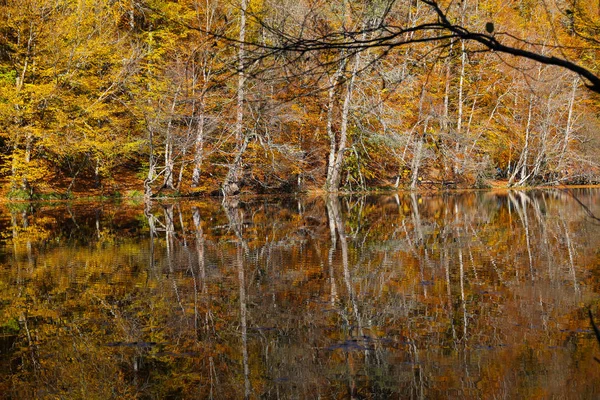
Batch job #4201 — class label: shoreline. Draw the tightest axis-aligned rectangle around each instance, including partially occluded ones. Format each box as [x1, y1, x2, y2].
[0, 182, 598, 203]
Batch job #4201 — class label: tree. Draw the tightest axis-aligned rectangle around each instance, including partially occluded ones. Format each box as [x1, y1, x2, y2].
[0, 0, 142, 197]
[221, 0, 249, 196]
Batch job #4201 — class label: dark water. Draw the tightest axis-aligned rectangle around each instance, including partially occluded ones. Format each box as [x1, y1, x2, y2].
[0, 189, 599, 399]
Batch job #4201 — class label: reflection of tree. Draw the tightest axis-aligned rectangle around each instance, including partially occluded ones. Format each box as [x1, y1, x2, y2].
[590, 310, 600, 364]
[192, 207, 206, 327]
[560, 188, 600, 223]
[145, 201, 157, 274]
[223, 198, 251, 399]
[508, 190, 583, 295]
[509, 191, 536, 281]
[326, 196, 366, 398]
[0, 192, 599, 397]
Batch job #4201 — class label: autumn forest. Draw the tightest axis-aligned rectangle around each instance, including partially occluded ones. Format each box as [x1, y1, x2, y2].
[1, 0, 600, 199]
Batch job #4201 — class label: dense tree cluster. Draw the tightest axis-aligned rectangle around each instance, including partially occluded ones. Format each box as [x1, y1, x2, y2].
[0, 0, 599, 198]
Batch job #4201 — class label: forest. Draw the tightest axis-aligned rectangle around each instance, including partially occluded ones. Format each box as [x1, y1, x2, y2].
[1, 0, 600, 199]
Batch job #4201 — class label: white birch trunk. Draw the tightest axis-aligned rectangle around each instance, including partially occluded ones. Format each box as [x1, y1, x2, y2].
[325, 61, 346, 192]
[557, 77, 578, 173]
[223, 0, 247, 196]
[508, 94, 534, 186]
[327, 53, 360, 192]
[410, 130, 425, 190]
[163, 89, 179, 190]
[191, 113, 205, 187]
[454, 39, 466, 177]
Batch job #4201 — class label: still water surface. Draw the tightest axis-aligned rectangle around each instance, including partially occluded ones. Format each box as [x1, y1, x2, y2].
[0, 189, 599, 399]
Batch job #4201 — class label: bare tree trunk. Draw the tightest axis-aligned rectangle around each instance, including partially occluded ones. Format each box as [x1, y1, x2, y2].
[327, 53, 360, 192]
[23, 135, 32, 194]
[16, 21, 34, 93]
[457, 40, 466, 136]
[531, 97, 550, 179]
[128, 1, 135, 30]
[11, 27, 29, 193]
[326, 59, 347, 192]
[409, 76, 431, 191]
[191, 113, 205, 187]
[192, 1, 217, 188]
[222, 0, 247, 197]
[557, 77, 578, 173]
[325, 9, 375, 193]
[144, 126, 157, 201]
[94, 156, 101, 189]
[443, 47, 452, 131]
[508, 94, 534, 186]
[453, 4, 467, 177]
[410, 120, 427, 190]
[223, 133, 250, 196]
[176, 148, 186, 191]
[519, 98, 534, 183]
[163, 89, 180, 190]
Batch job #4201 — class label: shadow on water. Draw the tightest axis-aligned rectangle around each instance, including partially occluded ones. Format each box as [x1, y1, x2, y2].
[0, 188, 599, 398]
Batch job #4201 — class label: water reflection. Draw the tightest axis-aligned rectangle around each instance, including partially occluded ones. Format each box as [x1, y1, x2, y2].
[0, 189, 599, 398]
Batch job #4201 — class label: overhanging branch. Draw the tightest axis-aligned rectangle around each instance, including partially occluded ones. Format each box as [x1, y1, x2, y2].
[213, 0, 600, 95]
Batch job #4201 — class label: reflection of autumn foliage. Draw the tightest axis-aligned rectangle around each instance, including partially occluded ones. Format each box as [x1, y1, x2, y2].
[0, 190, 599, 397]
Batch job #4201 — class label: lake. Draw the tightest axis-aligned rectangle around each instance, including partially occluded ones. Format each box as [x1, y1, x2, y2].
[0, 189, 599, 399]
